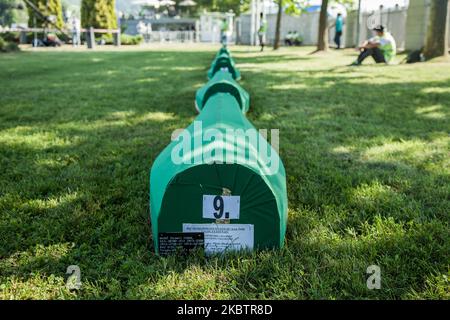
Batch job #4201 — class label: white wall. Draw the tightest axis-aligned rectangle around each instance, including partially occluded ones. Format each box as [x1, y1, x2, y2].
[238, 2, 450, 51]
[238, 12, 322, 46]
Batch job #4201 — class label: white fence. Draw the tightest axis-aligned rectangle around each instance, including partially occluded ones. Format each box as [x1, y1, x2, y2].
[242, 5, 450, 50]
[345, 7, 408, 49]
[237, 7, 409, 49]
[237, 12, 320, 46]
[143, 31, 196, 43]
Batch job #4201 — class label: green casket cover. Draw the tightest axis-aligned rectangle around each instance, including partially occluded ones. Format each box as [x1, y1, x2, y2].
[216, 46, 230, 58]
[207, 53, 241, 81]
[195, 70, 250, 113]
[150, 93, 287, 254]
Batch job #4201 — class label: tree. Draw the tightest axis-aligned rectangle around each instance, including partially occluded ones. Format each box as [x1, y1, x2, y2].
[316, 0, 355, 52]
[273, 0, 283, 50]
[273, 0, 302, 50]
[423, 0, 449, 59]
[0, 0, 28, 26]
[195, 0, 251, 16]
[26, 0, 63, 29]
[81, 0, 117, 29]
[316, 0, 329, 51]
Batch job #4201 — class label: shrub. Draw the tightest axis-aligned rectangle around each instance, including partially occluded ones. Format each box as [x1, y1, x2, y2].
[1, 32, 19, 43]
[93, 34, 142, 46]
[120, 34, 143, 45]
[98, 34, 113, 44]
[0, 37, 20, 53]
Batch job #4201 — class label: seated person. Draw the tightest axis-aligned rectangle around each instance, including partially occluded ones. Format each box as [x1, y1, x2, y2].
[285, 31, 293, 46]
[350, 25, 396, 66]
[292, 31, 302, 46]
[43, 33, 62, 47]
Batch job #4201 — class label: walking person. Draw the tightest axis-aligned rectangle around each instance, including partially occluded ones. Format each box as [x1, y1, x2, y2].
[257, 12, 267, 52]
[334, 13, 343, 49]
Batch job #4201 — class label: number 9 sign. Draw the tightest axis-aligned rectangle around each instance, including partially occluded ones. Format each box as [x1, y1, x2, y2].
[203, 195, 240, 220]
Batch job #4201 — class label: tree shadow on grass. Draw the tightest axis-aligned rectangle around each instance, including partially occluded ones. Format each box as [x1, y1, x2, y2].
[234, 55, 314, 65]
[0, 49, 213, 297]
[240, 68, 449, 298]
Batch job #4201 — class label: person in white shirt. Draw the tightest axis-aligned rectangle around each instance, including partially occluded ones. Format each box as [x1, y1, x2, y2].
[71, 17, 81, 47]
[350, 25, 397, 66]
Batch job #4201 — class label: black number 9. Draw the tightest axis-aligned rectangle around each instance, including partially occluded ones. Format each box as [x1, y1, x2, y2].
[213, 195, 224, 219]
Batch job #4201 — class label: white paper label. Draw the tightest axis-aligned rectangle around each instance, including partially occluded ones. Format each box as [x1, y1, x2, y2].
[183, 223, 254, 254]
[202, 195, 240, 220]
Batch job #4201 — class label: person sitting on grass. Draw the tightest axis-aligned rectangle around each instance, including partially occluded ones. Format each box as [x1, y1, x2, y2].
[43, 32, 62, 47]
[350, 25, 396, 66]
[285, 31, 293, 46]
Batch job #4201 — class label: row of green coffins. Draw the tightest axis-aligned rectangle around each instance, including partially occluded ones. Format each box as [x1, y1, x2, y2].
[207, 48, 241, 81]
[195, 70, 249, 113]
[150, 47, 287, 255]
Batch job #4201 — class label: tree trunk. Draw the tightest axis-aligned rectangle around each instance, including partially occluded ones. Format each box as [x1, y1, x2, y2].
[423, 0, 449, 59]
[317, 0, 329, 51]
[273, 0, 282, 50]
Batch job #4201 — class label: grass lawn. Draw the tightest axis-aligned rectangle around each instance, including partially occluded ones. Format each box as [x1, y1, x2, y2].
[0, 45, 448, 299]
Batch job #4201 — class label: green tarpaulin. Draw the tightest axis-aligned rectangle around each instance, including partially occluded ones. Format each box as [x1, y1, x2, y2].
[150, 47, 287, 255]
[195, 70, 250, 113]
[207, 53, 241, 80]
[216, 47, 230, 58]
[150, 93, 287, 254]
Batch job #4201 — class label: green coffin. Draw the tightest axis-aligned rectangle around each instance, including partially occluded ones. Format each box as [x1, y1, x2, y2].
[195, 70, 250, 113]
[207, 53, 241, 81]
[150, 93, 287, 254]
[216, 46, 231, 58]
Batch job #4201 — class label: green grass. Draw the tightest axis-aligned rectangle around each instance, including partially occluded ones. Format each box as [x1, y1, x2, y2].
[0, 46, 448, 299]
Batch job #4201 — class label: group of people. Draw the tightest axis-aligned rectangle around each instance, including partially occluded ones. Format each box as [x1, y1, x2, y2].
[284, 31, 302, 46]
[255, 12, 397, 66]
[330, 13, 397, 66]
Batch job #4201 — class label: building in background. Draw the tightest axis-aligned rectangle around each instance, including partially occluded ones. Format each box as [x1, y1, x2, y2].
[236, 0, 450, 51]
[199, 11, 235, 43]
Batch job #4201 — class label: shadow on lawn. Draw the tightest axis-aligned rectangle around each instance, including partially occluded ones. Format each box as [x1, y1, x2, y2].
[236, 68, 448, 298]
[234, 54, 314, 64]
[0, 50, 448, 298]
[244, 69, 449, 214]
[0, 50, 213, 295]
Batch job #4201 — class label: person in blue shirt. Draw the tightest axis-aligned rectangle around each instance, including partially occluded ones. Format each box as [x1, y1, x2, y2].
[334, 13, 344, 49]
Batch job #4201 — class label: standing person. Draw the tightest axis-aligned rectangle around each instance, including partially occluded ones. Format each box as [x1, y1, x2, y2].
[71, 16, 81, 47]
[137, 20, 146, 37]
[147, 23, 152, 43]
[350, 25, 397, 66]
[334, 13, 343, 49]
[220, 18, 229, 46]
[257, 12, 267, 52]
